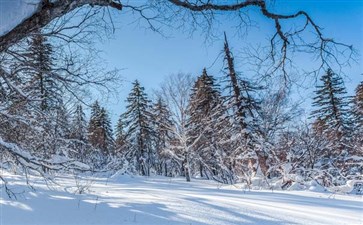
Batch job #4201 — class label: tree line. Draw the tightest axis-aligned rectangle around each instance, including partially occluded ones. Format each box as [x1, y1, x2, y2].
[1, 33, 361, 189]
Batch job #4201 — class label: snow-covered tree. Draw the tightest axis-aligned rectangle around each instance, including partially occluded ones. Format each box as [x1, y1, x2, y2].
[68, 104, 90, 162]
[70, 105, 88, 142]
[88, 101, 114, 159]
[23, 34, 62, 112]
[115, 116, 128, 154]
[157, 73, 195, 181]
[352, 82, 363, 134]
[311, 69, 350, 152]
[309, 69, 358, 186]
[121, 80, 154, 176]
[223, 33, 264, 181]
[54, 101, 70, 139]
[151, 97, 174, 176]
[346, 82, 363, 181]
[187, 68, 232, 182]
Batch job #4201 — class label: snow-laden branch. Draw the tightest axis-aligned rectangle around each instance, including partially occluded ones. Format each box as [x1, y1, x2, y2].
[0, 0, 122, 52]
[0, 137, 90, 172]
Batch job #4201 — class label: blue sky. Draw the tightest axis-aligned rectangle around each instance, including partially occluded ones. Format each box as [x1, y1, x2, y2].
[96, 0, 362, 124]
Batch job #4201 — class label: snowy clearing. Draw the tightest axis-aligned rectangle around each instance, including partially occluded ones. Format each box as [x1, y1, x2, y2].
[0, 172, 362, 225]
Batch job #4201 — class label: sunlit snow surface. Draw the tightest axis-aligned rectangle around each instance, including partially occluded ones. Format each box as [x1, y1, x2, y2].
[0, 172, 362, 225]
[0, 0, 40, 36]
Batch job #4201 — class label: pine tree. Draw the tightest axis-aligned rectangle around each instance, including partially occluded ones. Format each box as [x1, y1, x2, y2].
[311, 68, 349, 150]
[88, 101, 114, 158]
[350, 81, 363, 181]
[352, 82, 363, 132]
[115, 116, 128, 155]
[350, 81, 363, 158]
[24, 33, 62, 112]
[187, 69, 226, 179]
[9, 33, 66, 161]
[310, 69, 353, 186]
[70, 105, 88, 142]
[151, 97, 174, 176]
[121, 80, 154, 176]
[54, 100, 70, 139]
[88, 101, 102, 149]
[69, 104, 89, 161]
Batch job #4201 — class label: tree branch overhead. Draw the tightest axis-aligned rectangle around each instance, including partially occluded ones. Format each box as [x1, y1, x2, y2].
[0, 0, 122, 52]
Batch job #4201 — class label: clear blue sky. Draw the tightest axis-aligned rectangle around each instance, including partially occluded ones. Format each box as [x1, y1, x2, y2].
[96, 0, 362, 125]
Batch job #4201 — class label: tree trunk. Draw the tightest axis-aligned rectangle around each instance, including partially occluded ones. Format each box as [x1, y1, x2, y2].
[184, 158, 191, 182]
[199, 163, 203, 177]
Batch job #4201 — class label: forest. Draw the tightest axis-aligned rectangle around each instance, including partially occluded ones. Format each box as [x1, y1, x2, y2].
[1, 31, 361, 192]
[0, 1, 362, 224]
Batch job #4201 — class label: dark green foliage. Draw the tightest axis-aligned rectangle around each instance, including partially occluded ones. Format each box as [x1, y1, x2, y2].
[70, 105, 88, 142]
[352, 82, 363, 132]
[121, 80, 154, 175]
[311, 69, 350, 144]
[151, 97, 174, 176]
[24, 34, 62, 111]
[88, 101, 114, 157]
[187, 69, 233, 182]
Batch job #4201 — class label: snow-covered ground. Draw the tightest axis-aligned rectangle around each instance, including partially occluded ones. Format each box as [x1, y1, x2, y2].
[1, 172, 362, 225]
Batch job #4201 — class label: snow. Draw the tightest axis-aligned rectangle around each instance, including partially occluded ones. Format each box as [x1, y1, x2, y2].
[1, 172, 362, 225]
[0, 0, 40, 36]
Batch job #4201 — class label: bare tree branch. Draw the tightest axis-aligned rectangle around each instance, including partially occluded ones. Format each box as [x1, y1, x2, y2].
[167, 0, 354, 79]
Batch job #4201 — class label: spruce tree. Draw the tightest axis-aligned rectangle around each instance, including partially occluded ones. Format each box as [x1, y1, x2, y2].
[187, 69, 222, 178]
[88, 101, 114, 158]
[12, 33, 65, 160]
[70, 105, 88, 142]
[310, 69, 359, 186]
[115, 116, 128, 155]
[350, 81, 363, 157]
[352, 82, 363, 132]
[121, 80, 154, 176]
[311, 68, 349, 150]
[350, 81, 363, 180]
[69, 104, 89, 161]
[24, 33, 62, 112]
[54, 100, 70, 139]
[151, 97, 174, 176]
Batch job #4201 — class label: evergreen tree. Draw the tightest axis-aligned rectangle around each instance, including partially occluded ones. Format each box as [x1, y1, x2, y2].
[70, 105, 88, 142]
[151, 97, 174, 176]
[311, 68, 349, 149]
[310, 69, 352, 186]
[88, 101, 114, 158]
[54, 100, 70, 139]
[352, 82, 363, 132]
[187, 69, 227, 179]
[9, 33, 66, 160]
[121, 80, 154, 176]
[69, 104, 89, 161]
[24, 33, 62, 112]
[115, 116, 129, 155]
[350, 81, 363, 159]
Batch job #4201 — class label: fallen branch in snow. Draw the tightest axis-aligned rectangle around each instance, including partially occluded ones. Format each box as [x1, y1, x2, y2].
[0, 137, 92, 198]
[0, 138, 90, 172]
